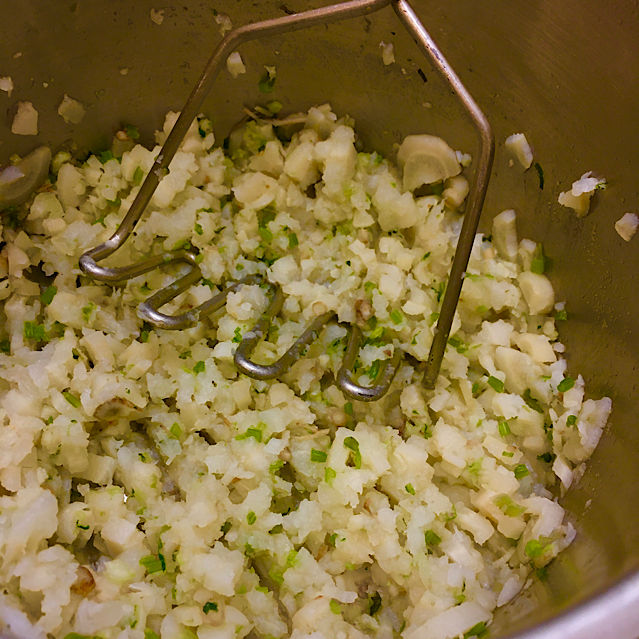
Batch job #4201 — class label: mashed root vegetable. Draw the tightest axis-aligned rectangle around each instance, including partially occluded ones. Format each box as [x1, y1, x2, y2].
[0, 105, 611, 639]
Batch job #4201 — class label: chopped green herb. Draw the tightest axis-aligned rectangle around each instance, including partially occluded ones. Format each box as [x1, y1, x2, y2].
[45, 416, 54, 425]
[523, 388, 544, 413]
[268, 565, 284, 585]
[566, 414, 577, 427]
[447, 335, 468, 353]
[467, 458, 483, 476]
[536, 567, 548, 580]
[537, 452, 555, 464]
[63, 391, 81, 408]
[422, 252, 431, 260]
[328, 533, 338, 547]
[81, 302, 95, 323]
[64, 634, 97, 639]
[76, 522, 90, 530]
[179, 350, 192, 360]
[258, 71, 276, 93]
[247, 511, 257, 525]
[139, 554, 165, 574]
[258, 227, 273, 242]
[364, 281, 376, 294]
[193, 360, 206, 375]
[368, 591, 382, 616]
[329, 599, 341, 615]
[343, 436, 362, 469]
[0, 339, 10, 353]
[534, 162, 544, 189]
[23, 321, 48, 342]
[40, 285, 57, 306]
[270, 460, 284, 474]
[203, 602, 218, 614]
[555, 310, 568, 321]
[99, 149, 114, 164]
[123, 124, 140, 139]
[133, 166, 144, 186]
[389, 309, 403, 325]
[531, 244, 545, 274]
[494, 494, 526, 517]
[502, 451, 515, 458]
[514, 464, 529, 479]
[170, 423, 182, 438]
[325, 467, 337, 485]
[236, 427, 263, 443]
[557, 376, 575, 393]
[424, 530, 442, 546]
[405, 483, 416, 495]
[472, 381, 481, 396]
[221, 521, 232, 534]
[525, 539, 548, 558]
[310, 449, 328, 463]
[487, 376, 504, 393]
[194, 223, 204, 236]
[232, 327, 243, 343]
[464, 621, 489, 639]
[498, 421, 512, 437]
[288, 232, 299, 248]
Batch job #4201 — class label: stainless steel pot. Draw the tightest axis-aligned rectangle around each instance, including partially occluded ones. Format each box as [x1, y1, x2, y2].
[1, 1, 638, 637]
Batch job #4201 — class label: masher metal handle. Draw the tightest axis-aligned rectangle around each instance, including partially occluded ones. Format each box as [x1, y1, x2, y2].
[78, 0, 494, 397]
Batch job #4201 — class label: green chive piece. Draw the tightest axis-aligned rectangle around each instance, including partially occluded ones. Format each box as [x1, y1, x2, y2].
[169, 423, 182, 438]
[193, 361, 206, 375]
[494, 494, 526, 517]
[464, 621, 488, 639]
[514, 464, 529, 479]
[203, 602, 218, 614]
[288, 232, 299, 248]
[329, 599, 341, 615]
[523, 389, 544, 413]
[343, 436, 362, 469]
[555, 310, 568, 321]
[139, 554, 165, 574]
[498, 421, 512, 437]
[40, 286, 57, 306]
[487, 376, 504, 393]
[530, 243, 546, 274]
[557, 376, 575, 393]
[258, 72, 276, 93]
[566, 414, 577, 427]
[325, 467, 337, 485]
[63, 391, 81, 408]
[343, 402, 353, 416]
[310, 449, 327, 463]
[133, 166, 144, 186]
[270, 460, 284, 474]
[525, 539, 546, 558]
[424, 530, 441, 546]
[405, 483, 415, 495]
[247, 511, 257, 525]
[534, 162, 544, 189]
[125, 124, 140, 139]
[390, 309, 403, 325]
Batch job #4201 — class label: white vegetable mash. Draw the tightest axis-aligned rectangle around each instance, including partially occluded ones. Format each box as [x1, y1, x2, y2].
[0, 105, 611, 639]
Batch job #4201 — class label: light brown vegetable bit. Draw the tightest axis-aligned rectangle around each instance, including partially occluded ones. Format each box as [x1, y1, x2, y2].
[71, 566, 95, 596]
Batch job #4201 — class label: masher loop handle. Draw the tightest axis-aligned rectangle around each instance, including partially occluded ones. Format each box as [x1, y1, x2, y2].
[392, 0, 495, 390]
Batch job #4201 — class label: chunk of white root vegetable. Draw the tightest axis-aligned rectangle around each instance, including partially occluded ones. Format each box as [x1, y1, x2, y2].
[492, 209, 518, 262]
[397, 134, 461, 192]
[558, 171, 605, 217]
[11, 101, 38, 135]
[615, 212, 639, 242]
[518, 271, 555, 315]
[505, 133, 533, 170]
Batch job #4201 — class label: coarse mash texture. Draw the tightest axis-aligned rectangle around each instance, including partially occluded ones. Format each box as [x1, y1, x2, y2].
[0, 105, 612, 639]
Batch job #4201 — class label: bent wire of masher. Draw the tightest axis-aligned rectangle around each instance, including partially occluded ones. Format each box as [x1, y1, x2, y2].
[78, 0, 494, 402]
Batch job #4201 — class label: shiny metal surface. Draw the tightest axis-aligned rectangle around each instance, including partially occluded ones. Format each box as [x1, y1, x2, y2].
[1, 0, 638, 637]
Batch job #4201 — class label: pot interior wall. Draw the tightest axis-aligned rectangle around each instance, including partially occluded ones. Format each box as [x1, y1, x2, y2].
[1, 0, 638, 637]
